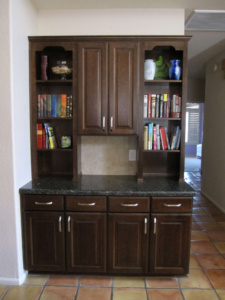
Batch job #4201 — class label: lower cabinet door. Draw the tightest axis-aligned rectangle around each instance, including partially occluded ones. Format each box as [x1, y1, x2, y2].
[66, 213, 106, 273]
[24, 212, 65, 272]
[150, 214, 191, 275]
[108, 213, 149, 274]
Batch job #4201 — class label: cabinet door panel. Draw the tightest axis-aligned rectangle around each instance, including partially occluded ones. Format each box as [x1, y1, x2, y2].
[150, 214, 191, 275]
[24, 212, 65, 272]
[78, 42, 108, 135]
[67, 213, 106, 273]
[109, 42, 138, 135]
[108, 213, 149, 274]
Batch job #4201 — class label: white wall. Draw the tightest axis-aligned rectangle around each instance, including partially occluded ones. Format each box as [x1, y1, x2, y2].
[0, 0, 38, 285]
[201, 52, 225, 212]
[38, 8, 184, 35]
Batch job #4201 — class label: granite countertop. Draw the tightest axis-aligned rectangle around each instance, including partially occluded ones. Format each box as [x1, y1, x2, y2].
[19, 175, 195, 197]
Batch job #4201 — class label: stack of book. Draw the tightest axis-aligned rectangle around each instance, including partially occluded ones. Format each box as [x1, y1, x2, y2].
[143, 124, 181, 150]
[37, 94, 73, 118]
[143, 94, 181, 119]
[37, 123, 57, 149]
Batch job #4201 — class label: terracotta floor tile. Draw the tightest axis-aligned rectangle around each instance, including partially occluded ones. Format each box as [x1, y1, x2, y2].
[191, 230, 209, 241]
[145, 277, 178, 288]
[216, 289, 225, 300]
[113, 277, 145, 288]
[196, 254, 225, 269]
[198, 222, 223, 231]
[206, 231, 225, 242]
[113, 288, 147, 300]
[80, 276, 111, 287]
[205, 270, 225, 289]
[191, 241, 219, 254]
[4, 285, 43, 300]
[178, 269, 212, 289]
[77, 287, 111, 300]
[40, 286, 77, 300]
[24, 274, 49, 285]
[47, 275, 79, 286]
[0, 286, 8, 298]
[189, 254, 201, 269]
[182, 289, 219, 300]
[147, 289, 183, 300]
[213, 242, 225, 253]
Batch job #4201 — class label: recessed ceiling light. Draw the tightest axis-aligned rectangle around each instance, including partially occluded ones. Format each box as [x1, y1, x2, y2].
[185, 10, 225, 31]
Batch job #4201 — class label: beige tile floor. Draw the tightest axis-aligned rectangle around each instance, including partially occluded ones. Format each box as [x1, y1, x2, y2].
[1, 172, 225, 299]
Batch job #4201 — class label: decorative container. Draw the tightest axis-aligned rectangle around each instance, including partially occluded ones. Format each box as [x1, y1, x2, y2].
[144, 59, 156, 80]
[169, 60, 182, 80]
[41, 55, 48, 80]
[52, 61, 72, 80]
[154, 56, 169, 80]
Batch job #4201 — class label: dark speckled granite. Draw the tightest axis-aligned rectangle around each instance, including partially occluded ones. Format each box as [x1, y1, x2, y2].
[19, 175, 195, 197]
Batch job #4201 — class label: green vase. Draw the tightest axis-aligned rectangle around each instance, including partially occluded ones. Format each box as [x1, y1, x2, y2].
[154, 56, 169, 80]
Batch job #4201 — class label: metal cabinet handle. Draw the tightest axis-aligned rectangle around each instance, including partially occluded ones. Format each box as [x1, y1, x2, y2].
[59, 216, 62, 232]
[35, 201, 53, 205]
[102, 116, 106, 130]
[144, 218, 147, 234]
[78, 202, 96, 206]
[120, 203, 139, 207]
[68, 216, 71, 232]
[154, 218, 157, 234]
[110, 116, 113, 129]
[163, 203, 182, 207]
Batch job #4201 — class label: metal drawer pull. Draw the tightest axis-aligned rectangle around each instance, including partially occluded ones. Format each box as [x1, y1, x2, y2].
[78, 202, 96, 206]
[59, 216, 62, 232]
[35, 201, 53, 205]
[120, 203, 139, 207]
[144, 218, 147, 234]
[102, 116, 106, 130]
[110, 116, 113, 129]
[68, 216, 71, 232]
[154, 218, 157, 234]
[163, 203, 182, 208]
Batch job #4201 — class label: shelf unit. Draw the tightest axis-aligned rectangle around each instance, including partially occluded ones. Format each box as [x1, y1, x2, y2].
[29, 39, 77, 180]
[137, 37, 190, 181]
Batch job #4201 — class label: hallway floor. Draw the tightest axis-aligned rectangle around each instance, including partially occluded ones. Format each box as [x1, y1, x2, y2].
[1, 172, 225, 300]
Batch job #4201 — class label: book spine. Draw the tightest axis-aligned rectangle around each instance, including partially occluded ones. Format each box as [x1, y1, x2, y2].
[42, 94, 47, 117]
[48, 127, 57, 149]
[148, 123, 152, 150]
[51, 95, 57, 117]
[57, 94, 61, 117]
[42, 128, 46, 149]
[37, 95, 41, 118]
[143, 125, 148, 150]
[156, 124, 160, 150]
[160, 126, 168, 150]
[153, 126, 157, 150]
[37, 124, 43, 149]
[143, 95, 148, 118]
[166, 94, 170, 118]
[155, 94, 160, 118]
[40, 95, 43, 117]
[159, 94, 163, 118]
[151, 94, 156, 118]
[163, 94, 167, 118]
[69, 95, 73, 117]
[46, 94, 51, 117]
[61, 94, 67, 117]
[147, 94, 151, 118]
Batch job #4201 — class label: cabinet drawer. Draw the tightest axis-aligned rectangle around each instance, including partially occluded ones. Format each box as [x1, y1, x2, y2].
[109, 197, 150, 212]
[22, 195, 64, 211]
[151, 197, 192, 213]
[66, 196, 107, 211]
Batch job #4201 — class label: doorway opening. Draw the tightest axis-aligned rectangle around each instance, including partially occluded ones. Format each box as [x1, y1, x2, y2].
[185, 103, 204, 172]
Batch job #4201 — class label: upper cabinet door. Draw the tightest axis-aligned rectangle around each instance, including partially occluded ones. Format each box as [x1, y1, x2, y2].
[78, 42, 108, 135]
[109, 42, 138, 135]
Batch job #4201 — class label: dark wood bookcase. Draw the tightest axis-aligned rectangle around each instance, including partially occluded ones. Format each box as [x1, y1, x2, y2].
[29, 36, 190, 182]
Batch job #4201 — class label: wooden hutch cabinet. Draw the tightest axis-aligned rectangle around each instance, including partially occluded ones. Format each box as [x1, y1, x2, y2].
[20, 35, 193, 276]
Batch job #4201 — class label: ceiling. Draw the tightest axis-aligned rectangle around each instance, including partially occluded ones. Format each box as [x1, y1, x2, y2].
[30, 0, 225, 79]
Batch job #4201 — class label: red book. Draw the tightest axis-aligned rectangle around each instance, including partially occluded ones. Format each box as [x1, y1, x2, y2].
[37, 124, 43, 149]
[147, 94, 151, 118]
[42, 128, 46, 149]
[160, 126, 168, 150]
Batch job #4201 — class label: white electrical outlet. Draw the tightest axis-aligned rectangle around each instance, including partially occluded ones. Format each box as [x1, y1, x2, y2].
[129, 150, 136, 161]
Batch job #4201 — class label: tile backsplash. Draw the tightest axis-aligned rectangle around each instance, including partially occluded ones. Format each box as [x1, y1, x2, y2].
[79, 136, 137, 175]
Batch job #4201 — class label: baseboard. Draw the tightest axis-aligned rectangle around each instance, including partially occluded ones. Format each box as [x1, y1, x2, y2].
[201, 190, 225, 214]
[0, 270, 28, 286]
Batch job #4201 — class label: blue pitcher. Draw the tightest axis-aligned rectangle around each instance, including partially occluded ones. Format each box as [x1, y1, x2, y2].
[169, 60, 181, 80]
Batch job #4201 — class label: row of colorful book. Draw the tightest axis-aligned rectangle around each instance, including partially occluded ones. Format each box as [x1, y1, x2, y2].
[143, 124, 181, 150]
[37, 123, 57, 149]
[144, 94, 181, 119]
[37, 94, 73, 118]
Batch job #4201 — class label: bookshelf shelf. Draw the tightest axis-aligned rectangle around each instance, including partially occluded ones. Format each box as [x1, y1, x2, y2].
[144, 80, 182, 83]
[143, 150, 180, 153]
[36, 80, 72, 84]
